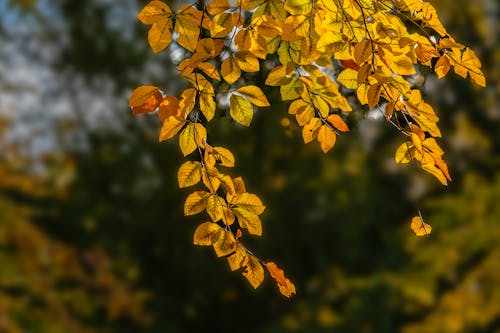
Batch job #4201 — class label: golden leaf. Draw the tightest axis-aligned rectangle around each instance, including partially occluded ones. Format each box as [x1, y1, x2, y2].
[207, 0, 230, 15]
[337, 68, 359, 89]
[148, 21, 173, 53]
[227, 243, 247, 271]
[158, 96, 180, 121]
[221, 57, 241, 84]
[284, 0, 312, 15]
[193, 222, 223, 246]
[206, 195, 225, 222]
[317, 125, 336, 153]
[395, 142, 414, 164]
[197, 62, 221, 81]
[179, 123, 206, 156]
[159, 116, 185, 142]
[242, 255, 264, 289]
[213, 230, 236, 257]
[184, 191, 210, 216]
[237, 86, 270, 107]
[231, 193, 266, 215]
[178, 161, 202, 188]
[410, 215, 431, 236]
[233, 207, 262, 236]
[302, 117, 322, 143]
[211, 12, 234, 38]
[138, 1, 172, 24]
[199, 93, 216, 122]
[230, 95, 254, 126]
[129, 86, 163, 115]
[213, 147, 235, 167]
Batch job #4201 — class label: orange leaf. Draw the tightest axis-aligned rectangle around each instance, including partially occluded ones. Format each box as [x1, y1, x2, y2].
[129, 86, 163, 115]
[265, 262, 296, 297]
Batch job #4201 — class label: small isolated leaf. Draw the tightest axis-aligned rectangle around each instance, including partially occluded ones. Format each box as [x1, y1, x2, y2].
[410, 216, 432, 236]
[265, 262, 296, 298]
[213, 230, 236, 257]
[242, 255, 264, 289]
[184, 191, 210, 216]
[230, 95, 254, 126]
[237, 86, 270, 107]
[193, 222, 223, 245]
[178, 161, 202, 188]
[317, 125, 336, 153]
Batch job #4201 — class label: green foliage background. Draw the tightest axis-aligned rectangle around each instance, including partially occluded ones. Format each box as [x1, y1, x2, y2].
[0, 0, 498, 332]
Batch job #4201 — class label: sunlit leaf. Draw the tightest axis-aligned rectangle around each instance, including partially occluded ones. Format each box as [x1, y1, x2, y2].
[230, 95, 253, 126]
[410, 215, 432, 236]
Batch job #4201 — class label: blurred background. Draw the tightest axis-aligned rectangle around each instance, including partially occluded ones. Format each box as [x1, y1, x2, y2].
[0, 0, 498, 332]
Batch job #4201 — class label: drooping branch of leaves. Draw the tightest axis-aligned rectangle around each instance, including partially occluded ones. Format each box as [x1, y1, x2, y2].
[129, 0, 485, 297]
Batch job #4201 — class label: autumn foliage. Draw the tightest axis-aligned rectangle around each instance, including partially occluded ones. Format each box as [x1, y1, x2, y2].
[129, 0, 485, 296]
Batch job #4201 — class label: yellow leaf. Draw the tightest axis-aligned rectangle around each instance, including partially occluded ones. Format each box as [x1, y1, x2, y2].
[199, 93, 216, 121]
[237, 86, 270, 107]
[235, 51, 260, 72]
[221, 57, 241, 84]
[179, 123, 207, 156]
[227, 243, 247, 271]
[231, 193, 265, 215]
[178, 161, 202, 188]
[159, 116, 185, 142]
[317, 125, 336, 153]
[337, 68, 359, 89]
[218, 174, 236, 194]
[207, 0, 230, 15]
[138, 1, 172, 25]
[174, 15, 200, 52]
[265, 262, 296, 297]
[302, 117, 322, 143]
[391, 54, 416, 75]
[233, 207, 262, 236]
[326, 114, 349, 132]
[202, 166, 221, 193]
[395, 142, 414, 164]
[265, 65, 292, 86]
[242, 255, 264, 289]
[232, 177, 246, 194]
[148, 21, 173, 53]
[186, 73, 214, 94]
[206, 195, 225, 222]
[281, 15, 309, 41]
[410, 215, 431, 236]
[280, 78, 303, 101]
[184, 191, 210, 216]
[434, 55, 451, 79]
[353, 39, 372, 65]
[213, 147, 235, 167]
[222, 206, 236, 225]
[193, 222, 223, 245]
[197, 62, 221, 81]
[179, 88, 197, 117]
[213, 230, 236, 257]
[211, 12, 234, 38]
[284, 0, 312, 15]
[230, 95, 254, 126]
[240, 0, 266, 10]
